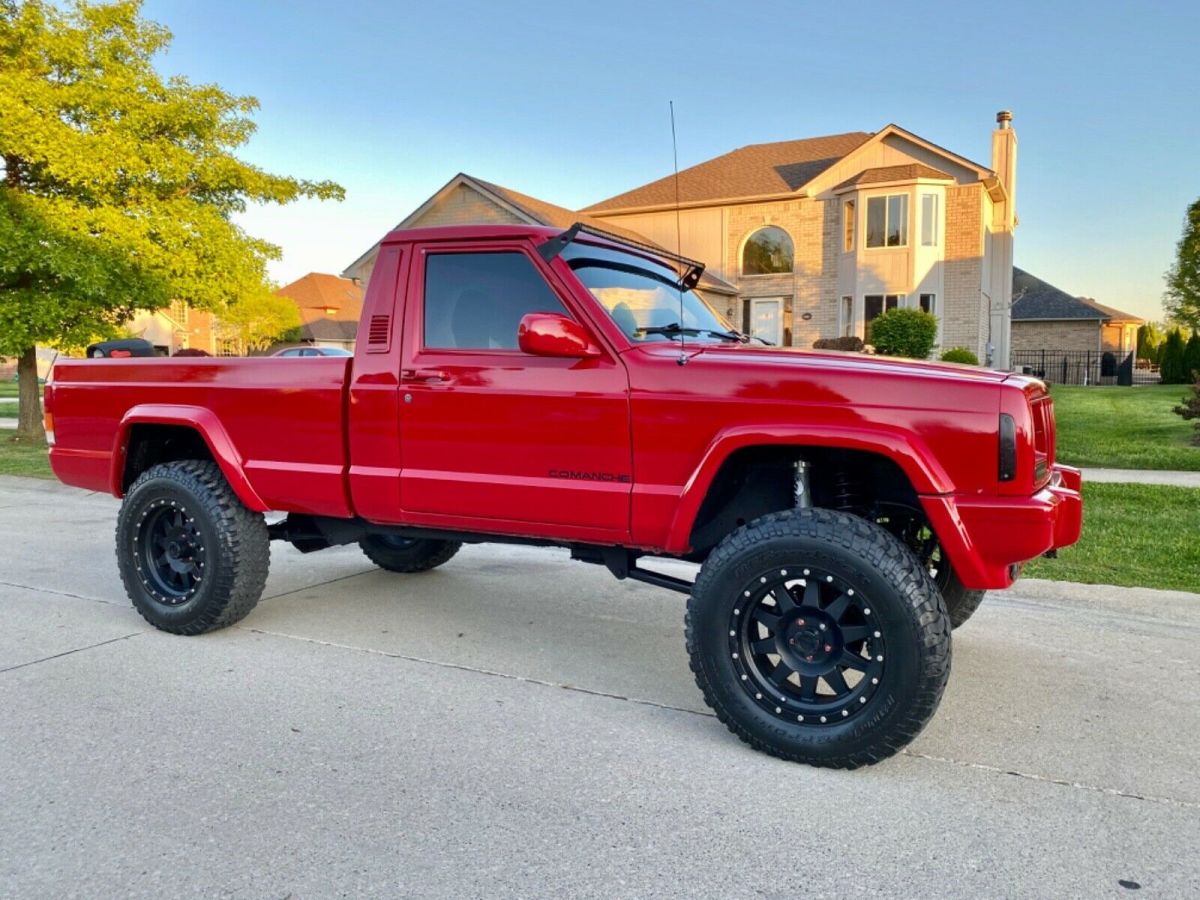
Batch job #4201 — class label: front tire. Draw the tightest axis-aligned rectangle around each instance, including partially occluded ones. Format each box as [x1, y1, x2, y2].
[359, 534, 461, 573]
[686, 508, 951, 769]
[116, 460, 270, 635]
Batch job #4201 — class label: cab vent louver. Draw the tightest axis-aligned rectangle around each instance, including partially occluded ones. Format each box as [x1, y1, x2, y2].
[367, 315, 390, 352]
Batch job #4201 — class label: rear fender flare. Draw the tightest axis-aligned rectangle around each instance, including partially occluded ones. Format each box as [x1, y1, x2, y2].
[665, 425, 953, 553]
[110, 405, 268, 512]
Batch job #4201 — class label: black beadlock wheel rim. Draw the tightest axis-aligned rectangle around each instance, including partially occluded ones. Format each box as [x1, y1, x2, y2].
[729, 565, 885, 724]
[135, 498, 207, 605]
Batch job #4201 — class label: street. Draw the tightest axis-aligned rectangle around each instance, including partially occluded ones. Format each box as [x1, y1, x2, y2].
[1, 475, 1197, 898]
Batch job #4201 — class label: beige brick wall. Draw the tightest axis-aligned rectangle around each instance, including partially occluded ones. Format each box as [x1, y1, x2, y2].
[942, 184, 985, 358]
[726, 198, 839, 346]
[1011, 320, 1101, 354]
[411, 184, 525, 227]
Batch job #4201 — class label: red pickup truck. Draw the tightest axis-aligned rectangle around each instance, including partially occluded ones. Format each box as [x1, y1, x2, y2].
[45, 222, 1081, 768]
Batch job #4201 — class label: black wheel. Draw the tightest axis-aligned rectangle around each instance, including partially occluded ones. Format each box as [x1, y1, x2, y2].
[116, 460, 269, 635]
[359, 534, 461, 573]
[877, 504, 986, 629]
[686, 508, 951, 769]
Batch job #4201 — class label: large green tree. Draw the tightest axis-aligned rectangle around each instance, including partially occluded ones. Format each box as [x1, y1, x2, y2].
[216, 291, 302, 354]
[0, 0, 342, 441]
[1165, 197, 1200, 330]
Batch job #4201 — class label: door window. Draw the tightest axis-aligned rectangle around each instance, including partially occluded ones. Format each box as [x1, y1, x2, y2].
[424, 251, 569, 350]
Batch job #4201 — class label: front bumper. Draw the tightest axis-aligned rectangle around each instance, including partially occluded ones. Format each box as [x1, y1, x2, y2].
[920, 465, 1083, 590]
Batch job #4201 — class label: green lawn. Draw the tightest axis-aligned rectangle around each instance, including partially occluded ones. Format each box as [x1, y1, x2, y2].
[0, 430, 53, 478]
[1050, 384, 1199, 471]
[1024, 482, 1199, 592]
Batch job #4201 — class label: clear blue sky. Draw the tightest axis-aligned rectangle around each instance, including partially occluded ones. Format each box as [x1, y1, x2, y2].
[143, 0, 1199, 322]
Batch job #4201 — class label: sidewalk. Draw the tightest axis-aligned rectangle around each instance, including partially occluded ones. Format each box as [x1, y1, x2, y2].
[0, 418, 17, 430]
[1080, 466, 1200, 488]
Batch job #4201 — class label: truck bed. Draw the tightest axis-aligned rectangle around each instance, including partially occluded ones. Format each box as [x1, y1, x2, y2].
[47, 357, 353, 516]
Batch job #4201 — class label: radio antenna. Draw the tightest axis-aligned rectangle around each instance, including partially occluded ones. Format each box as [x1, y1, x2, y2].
[670, 100, 687, 366]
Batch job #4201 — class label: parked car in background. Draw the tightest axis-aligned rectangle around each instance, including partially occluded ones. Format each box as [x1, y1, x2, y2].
[272, 346, 353, 357]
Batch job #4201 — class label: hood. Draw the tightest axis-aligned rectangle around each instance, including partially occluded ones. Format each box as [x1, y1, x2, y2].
[638, 342, 1010, 385]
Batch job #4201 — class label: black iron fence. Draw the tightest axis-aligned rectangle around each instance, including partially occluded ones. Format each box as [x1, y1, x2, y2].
[1011, 350, 1160, 386]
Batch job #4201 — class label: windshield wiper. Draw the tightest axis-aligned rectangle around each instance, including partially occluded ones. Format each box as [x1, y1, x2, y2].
[638, 323, 744, 342]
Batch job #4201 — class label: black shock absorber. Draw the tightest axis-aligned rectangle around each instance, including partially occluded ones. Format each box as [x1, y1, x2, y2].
[831, 467, 867, 515]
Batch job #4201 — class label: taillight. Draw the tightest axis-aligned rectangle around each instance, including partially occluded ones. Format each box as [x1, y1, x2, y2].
[43, 411, 55, 446]
[998, 414, 1016, 481]
[1031, 396, 1054, 484]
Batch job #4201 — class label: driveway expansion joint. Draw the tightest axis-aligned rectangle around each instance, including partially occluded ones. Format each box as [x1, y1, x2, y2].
[0, 632, 143, 674]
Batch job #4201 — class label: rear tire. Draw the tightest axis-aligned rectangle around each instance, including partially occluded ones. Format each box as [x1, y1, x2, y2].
[686, 508, 951, 769]
[941, 572, 986, 629]
[116, 460, 269, 635]
[360, 534, 461, 573]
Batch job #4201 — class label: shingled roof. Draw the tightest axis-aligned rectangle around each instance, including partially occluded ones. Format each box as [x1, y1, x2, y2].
[584, 132, 874, 212]
[1012, 268, 1143, 323]
[833, 163, 953, 192]
[276, 273, 364, 342]
[468, 177, 738, 295]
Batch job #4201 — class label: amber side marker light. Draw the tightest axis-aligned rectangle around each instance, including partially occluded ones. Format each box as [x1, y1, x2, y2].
[43, 411, 55, 446]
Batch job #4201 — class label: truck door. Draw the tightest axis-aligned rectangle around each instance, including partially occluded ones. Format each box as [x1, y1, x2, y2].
[397, 239, 632, 540]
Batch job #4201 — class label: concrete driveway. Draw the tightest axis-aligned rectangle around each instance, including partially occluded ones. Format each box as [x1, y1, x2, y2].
[1, 475, 1197, 898]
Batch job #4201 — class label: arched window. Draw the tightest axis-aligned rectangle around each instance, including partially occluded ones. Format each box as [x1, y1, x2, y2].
[742, 226, 794, 275]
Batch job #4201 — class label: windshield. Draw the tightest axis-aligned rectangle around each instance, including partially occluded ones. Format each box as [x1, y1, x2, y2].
[562, 243, 736, 343]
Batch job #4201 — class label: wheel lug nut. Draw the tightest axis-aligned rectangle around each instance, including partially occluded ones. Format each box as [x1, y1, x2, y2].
[819, 623, 826, 631]
[824, 644, 832, 652]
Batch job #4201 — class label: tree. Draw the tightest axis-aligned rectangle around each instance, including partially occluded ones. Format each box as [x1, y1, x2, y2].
[1136, 322, 1164, 362]
[1165, 198, 1200, 330]
[868, 308, 939, 359]
[1185, 331, 1200, 382]
[0, 1, 343, 441]
[215, 291, 302, 354]
[1159, 328, 1188, 384]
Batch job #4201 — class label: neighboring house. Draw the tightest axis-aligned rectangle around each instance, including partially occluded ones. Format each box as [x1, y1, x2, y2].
[1010, 267, 1143, 355]
[342, 174, 739, 311]
[275, 272, 365, 351]
[344, 112, 1017, 367]
[127, 301, 219, 355]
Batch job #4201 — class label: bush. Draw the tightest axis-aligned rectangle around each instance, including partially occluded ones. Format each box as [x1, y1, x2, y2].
[939, 347, 979, 365]
[1174, 378, 1200, 446]
[812, 336, 865, 352]
[869, 308, 938, 359]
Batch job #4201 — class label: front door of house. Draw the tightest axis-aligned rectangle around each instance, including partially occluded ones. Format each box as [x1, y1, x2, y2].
[750, 298, 783, 345]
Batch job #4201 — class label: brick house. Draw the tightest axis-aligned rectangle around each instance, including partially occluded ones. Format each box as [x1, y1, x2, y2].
[345, 113, 1018, 367]
[1010, 267, 1143, 355]
[274, 272, 364, 351]
[127, 302, 220, 355]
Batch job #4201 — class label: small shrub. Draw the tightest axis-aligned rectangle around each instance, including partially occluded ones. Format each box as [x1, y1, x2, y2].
[939, 347, 979, 365]
[1174, 378, 1200, 446]
[813, 336, 865, 352]
[869, 308, 938, 359]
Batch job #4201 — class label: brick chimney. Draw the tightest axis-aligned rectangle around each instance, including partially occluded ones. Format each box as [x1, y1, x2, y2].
[991, 110, 1017, 224]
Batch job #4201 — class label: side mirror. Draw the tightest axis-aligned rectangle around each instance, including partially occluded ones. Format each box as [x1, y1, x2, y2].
[517, 313, 601, 358]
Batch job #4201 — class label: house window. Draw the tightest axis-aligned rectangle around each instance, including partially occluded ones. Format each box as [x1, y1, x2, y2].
[842, 200, 855, 252]
[864, 294, 903, 343]
[865, 194, 908, 248]
[742, 226, 794, 275]
[840, 296, 854, 337]
[169, 300, 189, 325]
[921, 194, 938, 246]
[919, 293, 936, 315]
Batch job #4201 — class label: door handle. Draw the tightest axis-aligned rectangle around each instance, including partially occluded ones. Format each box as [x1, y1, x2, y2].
[401, 368, 450, 384]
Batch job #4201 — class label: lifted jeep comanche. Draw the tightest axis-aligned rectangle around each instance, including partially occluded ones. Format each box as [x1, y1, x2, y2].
[45, 222, 1082, 768]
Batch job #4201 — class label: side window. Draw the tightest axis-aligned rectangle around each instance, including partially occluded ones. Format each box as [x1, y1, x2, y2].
[424, 251, 569, 350]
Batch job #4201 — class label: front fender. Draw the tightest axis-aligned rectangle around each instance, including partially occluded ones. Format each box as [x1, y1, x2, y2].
[111, 405, 269, 512]
[663, 424, 953, 553]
